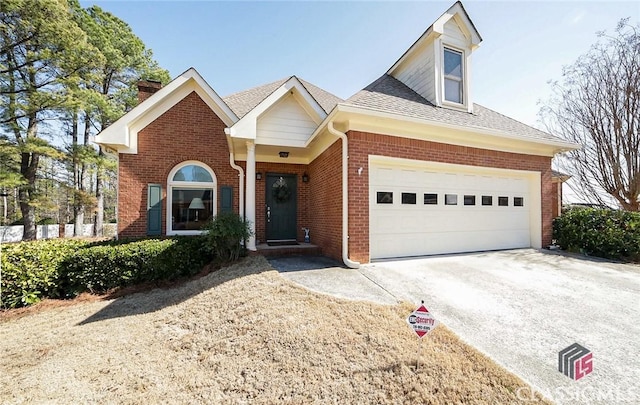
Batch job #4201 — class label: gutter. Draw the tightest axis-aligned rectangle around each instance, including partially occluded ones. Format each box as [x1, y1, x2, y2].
[327, 121, 360, 269]
[308, 104, 580, 155]
[229, 153, 245, 219]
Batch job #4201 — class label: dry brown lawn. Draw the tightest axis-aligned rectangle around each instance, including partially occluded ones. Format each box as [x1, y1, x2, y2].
[0, 256, 549, 404]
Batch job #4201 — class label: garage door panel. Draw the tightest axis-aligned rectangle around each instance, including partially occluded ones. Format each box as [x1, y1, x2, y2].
[371, 234, 426, 259]
[373, 213, 404, 233]
[370, 161, 534, 260]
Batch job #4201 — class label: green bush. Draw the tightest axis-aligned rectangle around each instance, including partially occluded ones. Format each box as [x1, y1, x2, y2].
[1, 236, 213, 309]
[59, 236, 213, 296]
[553, 208, 640, 261]
[201, 212, 253, 261]
[0, 239, 91, 308]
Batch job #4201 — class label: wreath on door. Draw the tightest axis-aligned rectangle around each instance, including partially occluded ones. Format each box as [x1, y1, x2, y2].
[272, 176, 291, 203]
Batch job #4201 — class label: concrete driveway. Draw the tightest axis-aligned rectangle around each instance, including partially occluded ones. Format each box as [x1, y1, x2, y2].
[272, 249, 640, 405]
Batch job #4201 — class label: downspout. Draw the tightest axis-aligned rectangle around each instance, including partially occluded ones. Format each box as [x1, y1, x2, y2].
[327, 121, 360, 269]
[229, 153, 245, 219]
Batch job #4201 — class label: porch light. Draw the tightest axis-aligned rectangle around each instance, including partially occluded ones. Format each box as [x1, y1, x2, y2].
[279, 151, 289, 158]
[302, 173, 309, 183]
[256, 172, 262, 180]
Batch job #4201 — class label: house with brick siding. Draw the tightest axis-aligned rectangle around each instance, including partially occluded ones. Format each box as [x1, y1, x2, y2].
[95, 1, 578, 267]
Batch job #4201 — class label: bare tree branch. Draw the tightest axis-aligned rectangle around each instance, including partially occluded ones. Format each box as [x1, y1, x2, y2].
[541, 20, 640, 211]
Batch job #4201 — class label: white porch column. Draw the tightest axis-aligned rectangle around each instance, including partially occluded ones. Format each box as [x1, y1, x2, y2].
[245, 141, 257, 251]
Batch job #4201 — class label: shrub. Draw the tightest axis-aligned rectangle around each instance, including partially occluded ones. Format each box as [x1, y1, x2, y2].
[59, 236, 213, 297]
[0, 239, 91, 308]
[201, 212, 253, 262]
[553, 208, 640, 261]
[1, 237, 213, 308]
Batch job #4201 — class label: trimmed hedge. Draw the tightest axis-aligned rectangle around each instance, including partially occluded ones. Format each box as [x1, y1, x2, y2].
[553, 208, 640, 261]
[0, 239, 92, 308]
[1, 236, 213, 309]
[59, 237, 212, 296]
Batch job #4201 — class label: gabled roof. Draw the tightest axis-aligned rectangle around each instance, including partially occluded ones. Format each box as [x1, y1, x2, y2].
[223, 76, 343, 119]
[388, 1, 482, 75]
[225, 76, 338, 141]
[345, 74, 567, 145]
[95, 68, 237, 154]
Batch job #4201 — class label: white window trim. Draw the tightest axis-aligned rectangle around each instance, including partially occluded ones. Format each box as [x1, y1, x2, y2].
[166, 160, 217, 236]
[442, 45, 466, 108]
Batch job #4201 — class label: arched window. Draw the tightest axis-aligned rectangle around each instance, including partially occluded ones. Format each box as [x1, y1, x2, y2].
[167, 161, 216, 235]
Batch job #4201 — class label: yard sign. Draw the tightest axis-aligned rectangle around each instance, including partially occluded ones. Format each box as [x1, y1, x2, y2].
[407, 301, 438, 338]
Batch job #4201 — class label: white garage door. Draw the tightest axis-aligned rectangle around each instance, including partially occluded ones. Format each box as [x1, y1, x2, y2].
[370, 158, 539, 259]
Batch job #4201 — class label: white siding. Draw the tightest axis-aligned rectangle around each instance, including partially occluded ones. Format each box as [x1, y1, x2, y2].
[392, 41, 436, 103]
[444, 19, 469, 44]
[256, 94, 318, 147]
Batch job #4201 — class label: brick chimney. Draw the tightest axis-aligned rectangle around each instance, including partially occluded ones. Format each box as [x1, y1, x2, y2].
[137, 80, 163, 103]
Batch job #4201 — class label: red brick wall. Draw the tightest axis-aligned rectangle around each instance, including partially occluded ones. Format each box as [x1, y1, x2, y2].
[118, 91, 239, 237]
[307, 139, 343, 261]
[346, 131, 553, 263]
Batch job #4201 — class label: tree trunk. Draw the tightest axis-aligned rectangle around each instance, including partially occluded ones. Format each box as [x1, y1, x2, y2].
[19, 188, 36, 240]
[1, 190, 7, 223]
[93, 149, 104, 237]
[72, 110, 84, 237]
[19, 151, 39, 240]
[74, 208, 84, 236]
[20, 67, 40, 241]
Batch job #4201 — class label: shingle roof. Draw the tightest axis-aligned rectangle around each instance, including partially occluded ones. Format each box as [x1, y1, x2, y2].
[222, 77, 343, 119]
[298, 79, 344, 116]
[346, 74, 564, 143]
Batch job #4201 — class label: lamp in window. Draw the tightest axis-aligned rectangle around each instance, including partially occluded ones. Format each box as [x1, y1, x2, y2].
[189, 197, 205, 222]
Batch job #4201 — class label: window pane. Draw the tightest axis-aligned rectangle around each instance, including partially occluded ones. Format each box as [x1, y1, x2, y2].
[498, 196, 509, 206]
[482, 196, 493, 206]
[377, 192, 393, 204]
[445, 79, 462, 103]
[445, 194, 458, 205]
[424, 193, 438, 205]
[173, 165, 213, 182]
[464, 195, 476, 205]
[402, 193, 416, 204]
[444, 48, 462, 77]
[171, 188, 214, 231]
[514, 197, 524, 207]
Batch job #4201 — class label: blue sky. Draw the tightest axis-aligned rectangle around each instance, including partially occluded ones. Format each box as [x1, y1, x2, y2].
[84, 1, 638, 128]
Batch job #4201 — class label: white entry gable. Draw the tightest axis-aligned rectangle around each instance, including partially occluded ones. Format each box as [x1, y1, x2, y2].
[256, 93, 319, 147]
[227, 76, 326, 148]
[95, 68, 238, 154]
[387, 1, 481, 113]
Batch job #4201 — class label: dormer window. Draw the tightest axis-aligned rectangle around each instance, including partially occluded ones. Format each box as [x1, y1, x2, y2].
[443, 47, 464, 104]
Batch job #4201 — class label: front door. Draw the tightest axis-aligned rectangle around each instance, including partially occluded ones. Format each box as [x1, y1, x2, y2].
[266, 174, 297, 241]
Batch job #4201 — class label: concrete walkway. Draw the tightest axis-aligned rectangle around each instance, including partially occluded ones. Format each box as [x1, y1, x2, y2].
[270, 250, 640, 405]
[270, 256, 396, 305]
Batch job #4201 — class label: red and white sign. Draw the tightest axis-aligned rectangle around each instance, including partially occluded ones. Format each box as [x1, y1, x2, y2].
[407, 303, 438, 338]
